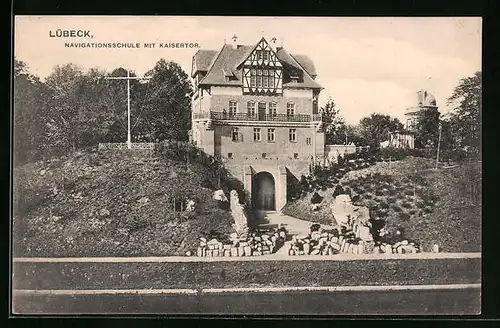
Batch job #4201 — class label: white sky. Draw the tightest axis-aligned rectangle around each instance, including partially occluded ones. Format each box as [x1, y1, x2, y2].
[14, 16, 482, 124]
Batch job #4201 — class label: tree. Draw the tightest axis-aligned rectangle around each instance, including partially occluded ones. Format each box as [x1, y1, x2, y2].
[446, 71, 481, 156]
[414, 107, 441, 148]
[320, 97, 346, 144]
[44, 63, 85, 153]
[13, 59, 49, 164]
[133, 59, 193, 142]
[358, 113, 404, 148]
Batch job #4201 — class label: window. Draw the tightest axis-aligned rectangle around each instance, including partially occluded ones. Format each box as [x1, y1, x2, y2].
[228, 153, 233, 159]
[253, 128, 261, 142]
[268, 70, 274, 88]
[250, 69, 256, 87]
[228, 100, 237, 116]
[262, 153, 267, 159]
[312, 100, 318, 114]
[289, 128, 297, 142]
[263, 70, 268, 88]
[263, 50, 269, 61]
[247, 101, 256, 116]
[306, 137, 312, 145]
[232, 128, 239, 142]
[287, 102, 295, 116]
[257, 50, 263, 61]
[267, 128, 275, 142]
[268, 102, 277, 116]
[294, 153, 299, 159]
[257, 69, 262, 87]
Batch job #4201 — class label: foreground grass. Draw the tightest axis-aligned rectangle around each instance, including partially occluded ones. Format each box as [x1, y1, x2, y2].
[12, 149, 234, 257]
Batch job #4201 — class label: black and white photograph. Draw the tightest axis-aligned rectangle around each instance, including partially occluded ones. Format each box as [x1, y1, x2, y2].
[11, 16, 482, 315]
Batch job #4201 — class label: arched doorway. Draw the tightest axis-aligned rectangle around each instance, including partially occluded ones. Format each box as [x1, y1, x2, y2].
[252, 172, 276, 210]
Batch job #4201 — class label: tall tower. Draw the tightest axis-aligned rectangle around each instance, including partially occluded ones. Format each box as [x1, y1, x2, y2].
[405, 89, 438, 132]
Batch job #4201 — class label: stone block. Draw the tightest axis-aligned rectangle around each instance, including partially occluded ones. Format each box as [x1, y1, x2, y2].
[213, 250, 219, 257]
[303, 243, 310, 254]
[244, 246, 252, 256]
[238, 246, 245, 256]
[231, 247, 238, 257]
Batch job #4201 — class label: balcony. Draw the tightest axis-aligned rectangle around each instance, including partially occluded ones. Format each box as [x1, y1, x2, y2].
[193, 111, 323, 123]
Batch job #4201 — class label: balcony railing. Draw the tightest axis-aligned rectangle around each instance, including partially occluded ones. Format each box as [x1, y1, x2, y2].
[194, 111, 324, 123]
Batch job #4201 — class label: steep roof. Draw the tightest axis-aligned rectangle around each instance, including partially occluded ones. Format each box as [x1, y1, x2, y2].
[191, 50, 218, 77]
[291, 54, 317, 78]
[196, 40, 322, 89]
[276, 47, 321, 89]
[199, 44, 253, 86]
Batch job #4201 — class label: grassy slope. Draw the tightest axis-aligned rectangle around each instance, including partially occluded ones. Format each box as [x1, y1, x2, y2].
[283, 157, 481, 252]
[13, 149, 234, 257]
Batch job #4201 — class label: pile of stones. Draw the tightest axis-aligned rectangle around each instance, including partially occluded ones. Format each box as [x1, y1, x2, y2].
[374, 240, 420, 254]
[195, 227, 287, 257]
[286, 224, 374, 256]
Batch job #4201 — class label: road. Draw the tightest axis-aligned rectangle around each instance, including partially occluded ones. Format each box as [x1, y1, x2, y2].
[12, 287, 480, 315]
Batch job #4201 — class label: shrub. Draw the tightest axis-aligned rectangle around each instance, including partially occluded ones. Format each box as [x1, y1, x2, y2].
[387, 188, 397, 196]
[404, 189, 414, 196]
[399, 212, 411, 221]
[392, 205, 402, 212]
[311, 192, 324, 204]
[386, 196, 397, 204]
[409, 209, 417, 216]
[379, 201, 390, 209]
[415, 201, 426, 209]
[423, 206, 433, 214]
[401, 202, 413, 209]
[363, 193, 373, 199]
[375, 190, 384, 196]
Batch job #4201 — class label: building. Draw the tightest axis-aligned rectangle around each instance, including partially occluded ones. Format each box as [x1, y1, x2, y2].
[386, 89, 439, 149]
[404, 89, 439, 131]
[190, 36, 325, 211]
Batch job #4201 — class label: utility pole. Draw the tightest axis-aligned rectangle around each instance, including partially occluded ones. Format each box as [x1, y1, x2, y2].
[104, 70, 151, 149]
[436, 121, 442, 170]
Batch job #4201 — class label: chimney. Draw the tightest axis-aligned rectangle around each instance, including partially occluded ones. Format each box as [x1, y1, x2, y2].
[270, 37, 277, 51]
[231, 35, 238, 49]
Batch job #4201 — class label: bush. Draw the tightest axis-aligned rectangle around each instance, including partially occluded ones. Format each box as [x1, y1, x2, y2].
[310, 192, 324, 204]
[387, 196, 397, 204]
[399, 212, 411, 221]
[379, 201, 390, 209]
[401, 202, 413, 209]
[392, 205, 402, 212]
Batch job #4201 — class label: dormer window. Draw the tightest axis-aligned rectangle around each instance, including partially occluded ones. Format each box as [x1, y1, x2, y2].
[257, 50, 263, 61]
[263, 50, 270, 61]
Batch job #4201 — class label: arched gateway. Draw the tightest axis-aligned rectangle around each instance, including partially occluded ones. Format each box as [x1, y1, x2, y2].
[252, 171, 276, 211]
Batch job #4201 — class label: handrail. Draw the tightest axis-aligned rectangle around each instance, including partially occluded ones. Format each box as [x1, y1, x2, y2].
[194, 111, 324, 123]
